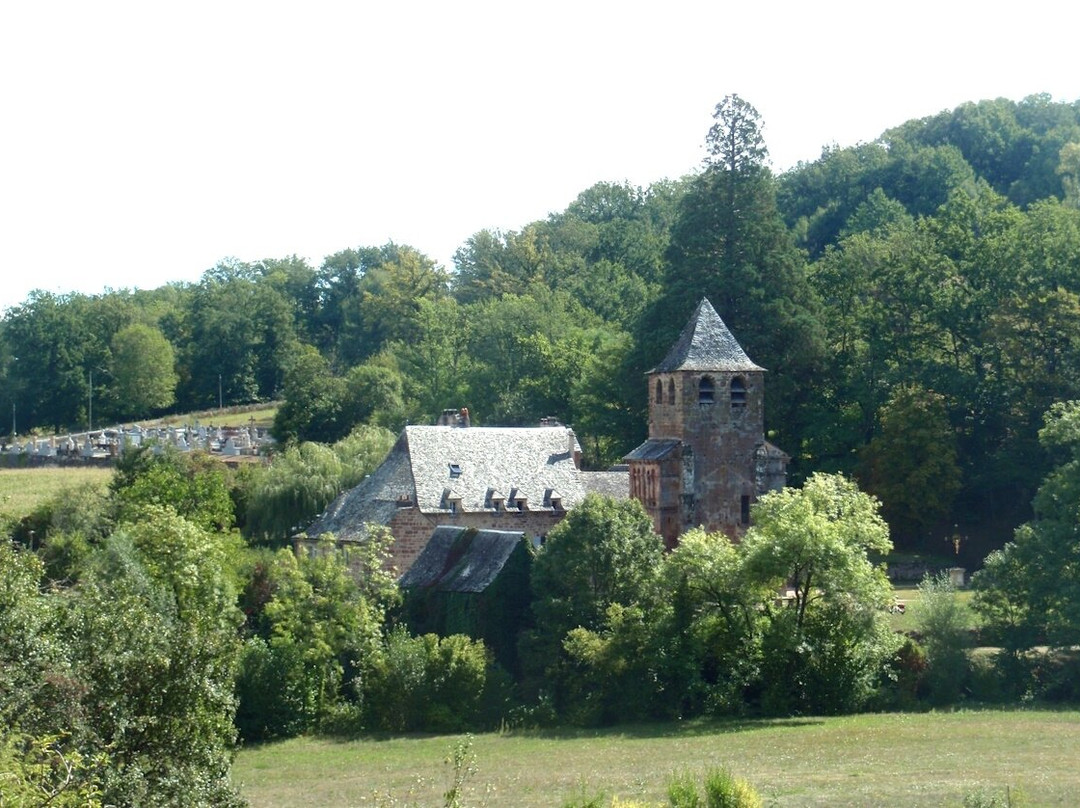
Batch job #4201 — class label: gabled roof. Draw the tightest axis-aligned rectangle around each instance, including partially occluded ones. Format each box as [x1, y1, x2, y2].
[399, 526, 527, 593]
[651, 298, 764, 373]
[302, 425, 628, 541]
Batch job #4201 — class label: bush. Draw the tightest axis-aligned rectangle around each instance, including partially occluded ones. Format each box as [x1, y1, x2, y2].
[667, 770, 701, 807]
[364, 628, 489, 732]
[915, 572, 974, 705]
[665, 768, 762, 808]
[703, 768, 763, 808]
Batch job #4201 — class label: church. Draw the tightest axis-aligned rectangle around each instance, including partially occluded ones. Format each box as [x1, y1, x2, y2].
[624, 298, 788, 547]
[298, 298, 786, 570]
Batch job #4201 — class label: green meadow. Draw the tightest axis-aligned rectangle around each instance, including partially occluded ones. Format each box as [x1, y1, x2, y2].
[0, 465, 112, 522]
[233, 709, 1080, 807]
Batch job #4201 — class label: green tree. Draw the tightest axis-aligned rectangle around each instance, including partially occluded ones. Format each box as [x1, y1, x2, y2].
[108, 323, 178, 419]
[973, 401, 1080, 662]
[661, 528, 770, 714]
[647, 95, 825, 457]
[181, 260, 298, 409]
[530, 495, 663, 640]
[1, 292, 102, 432]
[110, 447, 235, 533]
[364, 628, 489, 733]
[242, 425, 395, 545]
[236, 529, 398, 738]
[525, 495, 663, 712]
[337, 244, 450, 365]
[273, 344, 347, 444]
[63, 511, 245, 807]
[859, 384, 961, 545]
[914, 572, 974, 705]
[741, 473, 898, 714]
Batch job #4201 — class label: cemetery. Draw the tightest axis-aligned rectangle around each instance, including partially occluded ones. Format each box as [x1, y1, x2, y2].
[0, 419, 275, 465]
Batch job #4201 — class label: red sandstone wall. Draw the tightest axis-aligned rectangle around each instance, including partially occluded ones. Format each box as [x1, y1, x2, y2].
[388, 507, 563, 573]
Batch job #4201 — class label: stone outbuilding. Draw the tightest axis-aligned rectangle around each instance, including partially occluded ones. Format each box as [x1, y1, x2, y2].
[398, 526, 533, 673]
[625, 298, 787, 547]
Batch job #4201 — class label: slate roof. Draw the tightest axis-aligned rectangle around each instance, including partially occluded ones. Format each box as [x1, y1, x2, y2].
[302, 424, 628, 541]
[399, 526, 526, 593]
[407, 425, 583, 512]
[304, 431, 414, 540]
[651, 298, 764, 373]
[581, 469, 632, 499]
[624, 438, 682, 462]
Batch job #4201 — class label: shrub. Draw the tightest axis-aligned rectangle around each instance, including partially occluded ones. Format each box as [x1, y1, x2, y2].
[703, 767, 763, 808]
[915, 572, 974, 705]
[364, 628, 489, 732]
[667, 770, 701, 807]
[962, 785, 1027, 807]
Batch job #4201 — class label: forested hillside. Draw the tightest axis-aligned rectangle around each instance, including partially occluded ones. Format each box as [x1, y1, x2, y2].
[4, 92, 1080, 556]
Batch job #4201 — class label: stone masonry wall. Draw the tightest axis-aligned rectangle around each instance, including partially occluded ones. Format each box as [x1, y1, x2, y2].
[387, 506, 563, 573]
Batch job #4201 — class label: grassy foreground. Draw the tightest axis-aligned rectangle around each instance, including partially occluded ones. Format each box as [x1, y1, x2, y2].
[233, 709, 1080, 807]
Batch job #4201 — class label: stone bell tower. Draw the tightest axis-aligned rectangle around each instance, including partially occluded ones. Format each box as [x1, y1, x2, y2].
[625, 298, 787, 547]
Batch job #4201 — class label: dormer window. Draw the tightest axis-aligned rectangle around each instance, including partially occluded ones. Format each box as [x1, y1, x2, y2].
[731, 376, 747, 409]
[544, 488, 563, 511]
[486, 488, 505, 512]
[698, 375, 715, 404]
[442, 487, 462, 512]
[448, 463, 462, 478]
[508, 487, 527, 511]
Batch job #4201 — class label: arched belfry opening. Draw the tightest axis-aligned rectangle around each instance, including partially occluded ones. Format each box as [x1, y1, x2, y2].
[698, 375, 715, 404]
[731, 376, 747, 409]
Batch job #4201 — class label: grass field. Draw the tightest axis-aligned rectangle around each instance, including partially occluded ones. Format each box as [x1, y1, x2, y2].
[141, 403, 279, 430]
[0, 465, 113, 522]
[233, 709, 1080, 807]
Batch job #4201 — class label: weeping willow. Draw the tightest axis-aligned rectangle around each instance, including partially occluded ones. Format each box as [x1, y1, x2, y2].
[243, 425, 394, 544]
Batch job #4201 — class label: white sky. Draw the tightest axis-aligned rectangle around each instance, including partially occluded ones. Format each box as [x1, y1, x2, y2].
[2, 1, 1079, 313]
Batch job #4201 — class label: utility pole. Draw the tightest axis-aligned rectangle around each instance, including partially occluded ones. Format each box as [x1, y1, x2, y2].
[88, 370, 94, 433]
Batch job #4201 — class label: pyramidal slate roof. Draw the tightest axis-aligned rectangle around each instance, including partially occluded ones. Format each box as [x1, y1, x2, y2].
[651, 298, 764, 373]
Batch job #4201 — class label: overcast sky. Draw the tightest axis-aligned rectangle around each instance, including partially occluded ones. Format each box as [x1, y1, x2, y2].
[2, 1, 1079, 312]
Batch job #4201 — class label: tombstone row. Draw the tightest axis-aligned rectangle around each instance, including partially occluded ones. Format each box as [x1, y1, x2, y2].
[3, 422, 275, 458]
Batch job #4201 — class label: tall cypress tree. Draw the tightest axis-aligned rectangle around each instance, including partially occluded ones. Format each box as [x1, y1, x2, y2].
[636, 96, 825, 464]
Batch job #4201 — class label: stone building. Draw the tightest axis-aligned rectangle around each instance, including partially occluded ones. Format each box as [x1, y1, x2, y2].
[299, 422, 628, 572]
[625, 298, 787, 547]
[299, 297, 786, 569]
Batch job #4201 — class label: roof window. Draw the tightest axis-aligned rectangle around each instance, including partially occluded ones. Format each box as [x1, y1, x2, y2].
[448, 463, 462, 478]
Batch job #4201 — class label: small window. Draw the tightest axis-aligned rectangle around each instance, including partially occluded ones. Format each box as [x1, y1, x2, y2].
[698, 375, 715, 404]
[741, 495, 751, 525]
[667, 378, 676, 405]
[448, 463, 462, 478]
[731, 377, 747, 409]
[655, 379, 663, 404]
